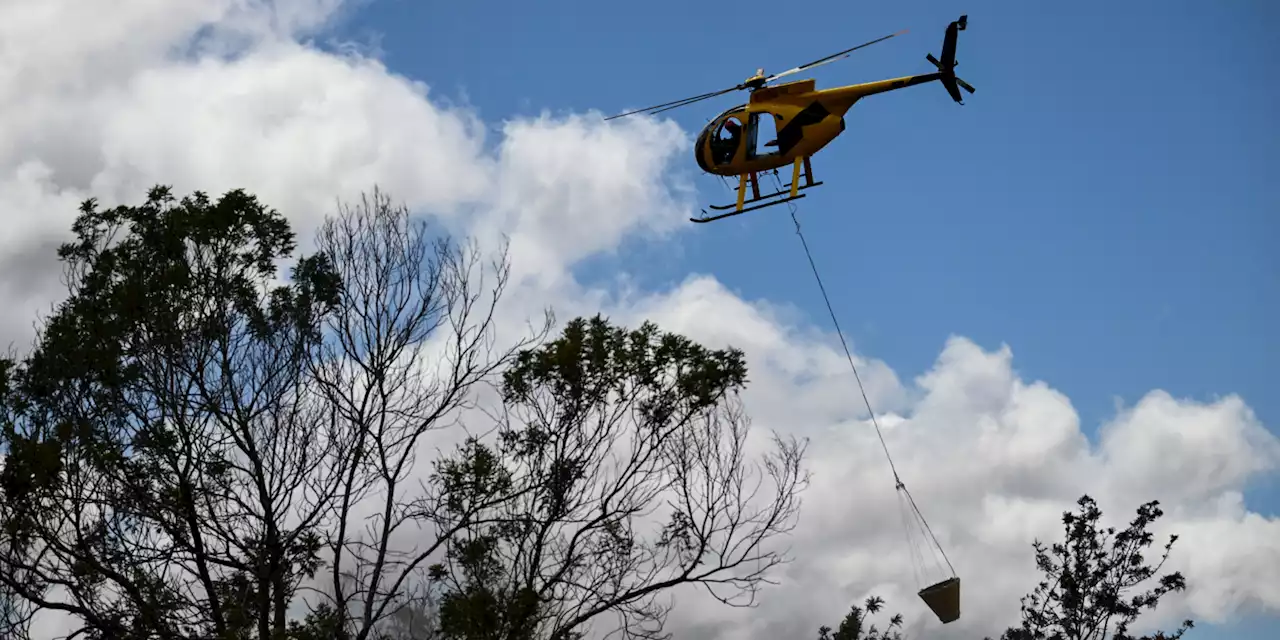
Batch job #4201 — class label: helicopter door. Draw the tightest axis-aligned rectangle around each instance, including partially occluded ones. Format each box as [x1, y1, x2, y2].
[711, 116, 745, 166]
[748, 112, 781, 160]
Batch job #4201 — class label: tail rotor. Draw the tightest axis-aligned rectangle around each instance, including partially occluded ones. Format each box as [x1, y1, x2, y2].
[927, 15, 975, 105]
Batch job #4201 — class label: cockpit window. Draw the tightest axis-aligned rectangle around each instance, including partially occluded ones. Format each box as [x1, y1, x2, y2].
[711, 116, 743, 165]
[749, 112, 782, 159]
[709, 104, 747, 122]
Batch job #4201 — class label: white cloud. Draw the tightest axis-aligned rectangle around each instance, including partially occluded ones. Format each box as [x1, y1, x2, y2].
[482, 113, 693, 285]
[586, 285, 1280, 639]
[2, 1, 1277, 639]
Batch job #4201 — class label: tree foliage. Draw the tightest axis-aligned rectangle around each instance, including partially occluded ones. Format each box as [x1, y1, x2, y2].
[817, 595, 904, 640]
[988, 495, 1194, 640]
[425, 315, 809, 640]
[0, 186, 343, 639]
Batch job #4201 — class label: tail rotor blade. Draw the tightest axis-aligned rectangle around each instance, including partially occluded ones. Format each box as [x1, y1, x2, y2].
[941, 77, 964, 104]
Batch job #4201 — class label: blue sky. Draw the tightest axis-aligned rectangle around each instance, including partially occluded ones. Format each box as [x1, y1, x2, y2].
[333, 1, 1278, 636]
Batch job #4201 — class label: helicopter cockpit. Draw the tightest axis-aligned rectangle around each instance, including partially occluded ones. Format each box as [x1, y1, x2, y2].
[712, 118, 743, 164]
[696, 104, 786, 173]
[696, 105, 747, 170]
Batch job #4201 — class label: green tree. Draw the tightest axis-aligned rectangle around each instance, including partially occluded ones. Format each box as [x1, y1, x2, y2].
[0, 186, 343, 639]
[987, 495, 1194, 640]
[817, 595, 905, 640]
[425, 315, 810, 640]
[0, 355, 35, 640]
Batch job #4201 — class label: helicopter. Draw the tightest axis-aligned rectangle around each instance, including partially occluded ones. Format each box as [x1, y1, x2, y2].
[605, 15, 976, 223]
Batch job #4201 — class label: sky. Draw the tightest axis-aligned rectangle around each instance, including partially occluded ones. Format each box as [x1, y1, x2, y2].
[0, 0, 1277, 639]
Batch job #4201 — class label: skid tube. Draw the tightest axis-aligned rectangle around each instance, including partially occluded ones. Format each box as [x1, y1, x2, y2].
[691, 155, 822, 224]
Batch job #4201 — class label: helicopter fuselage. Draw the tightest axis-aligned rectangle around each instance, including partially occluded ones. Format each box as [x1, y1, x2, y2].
[695, 71, 945, 177]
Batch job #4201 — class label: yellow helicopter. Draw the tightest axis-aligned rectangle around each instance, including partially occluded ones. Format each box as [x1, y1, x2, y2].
[606, 15, 976, 223]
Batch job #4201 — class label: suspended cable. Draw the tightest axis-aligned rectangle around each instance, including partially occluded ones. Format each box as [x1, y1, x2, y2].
[898, 488, 925, 587]
[787, 206, 901, 484]
[777, 186, 957, 580]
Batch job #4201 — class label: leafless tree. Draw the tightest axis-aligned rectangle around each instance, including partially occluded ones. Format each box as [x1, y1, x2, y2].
[305, 188, 550, 640]
[374, 581, 441, 640]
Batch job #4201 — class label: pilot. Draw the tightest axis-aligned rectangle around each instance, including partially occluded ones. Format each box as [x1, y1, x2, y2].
[715, 119, 742, 163]
[724, 119, 742, 147]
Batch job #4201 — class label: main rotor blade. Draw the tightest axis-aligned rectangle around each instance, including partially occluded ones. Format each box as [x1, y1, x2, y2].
[765, 29, 908, 83]
[955, 77, 976, 94]
[604, 85, 741, 121]
[605, 27, 907, 120]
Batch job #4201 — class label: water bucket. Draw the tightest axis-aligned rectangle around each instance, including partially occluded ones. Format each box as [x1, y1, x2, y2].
[918, 576, 960, 623]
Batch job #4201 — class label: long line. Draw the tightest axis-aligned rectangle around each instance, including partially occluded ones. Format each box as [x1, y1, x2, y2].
[786, 206, 956, 578]
[786, 208, 901, 484]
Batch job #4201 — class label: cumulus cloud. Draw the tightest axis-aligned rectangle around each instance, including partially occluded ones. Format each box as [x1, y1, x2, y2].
[481, 114, 693, 284]
[588, 282, 1280, 639]
[2, 1, 1277, 639]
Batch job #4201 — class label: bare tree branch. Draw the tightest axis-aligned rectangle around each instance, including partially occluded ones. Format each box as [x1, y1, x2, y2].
[307, 188, 550, 640]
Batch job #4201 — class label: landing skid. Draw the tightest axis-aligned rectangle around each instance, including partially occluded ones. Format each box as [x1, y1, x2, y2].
[693, 195, 808, 223]
[705, 181, 825, 211]
[691, 156, 822, 224]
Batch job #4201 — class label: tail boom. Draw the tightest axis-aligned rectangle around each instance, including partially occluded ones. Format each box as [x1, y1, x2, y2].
[813, 73, 944, 113]
[814, 14, 974, 111]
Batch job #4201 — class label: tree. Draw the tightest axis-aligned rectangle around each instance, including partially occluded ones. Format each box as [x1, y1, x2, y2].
[0, 185, 808, 640]
[302, 189, 547, 640]
[988, 495, 1194, 640]
[817, 595, 905, 640]
[0, 575, 34, 640]
[0, 186, 344, 639]
[0, 357, 35, 640]
[374, 586, 440, 640]
[0, 186, 545, 640]
[425, 316, 810, 640]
